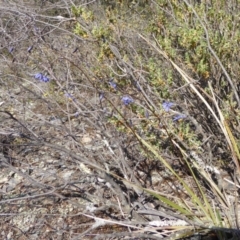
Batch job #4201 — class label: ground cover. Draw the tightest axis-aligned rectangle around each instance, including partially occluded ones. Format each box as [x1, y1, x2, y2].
[1, 0, 240, 239]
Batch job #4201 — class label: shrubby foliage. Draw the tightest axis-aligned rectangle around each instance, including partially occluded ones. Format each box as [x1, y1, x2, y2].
[1, 0, 240, 239]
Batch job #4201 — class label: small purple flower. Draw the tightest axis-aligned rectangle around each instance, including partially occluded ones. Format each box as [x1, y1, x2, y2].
[9, 47, 14, 53]
[173, 114, 186, 122]
[34, 73, 43, 80]
[33, 26, 40, 34]
[162, 101, 175, 112]
[121, 96, 134, 105]
[145, 110, 149, 119]
[109, 79, 117, 89]
[42, 75, 50, 82]
[74, 111, 79, 117]
[34, 73, 50, 82]
[27, 46, 33, 53]
[65, 92, 74, 100]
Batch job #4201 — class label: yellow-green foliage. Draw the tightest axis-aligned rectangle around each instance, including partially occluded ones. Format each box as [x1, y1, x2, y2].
[71, 6, 94, 21]
[91, 25, 112, 41]
[73, 22, 88, 37]
[149, 0, 239, 80]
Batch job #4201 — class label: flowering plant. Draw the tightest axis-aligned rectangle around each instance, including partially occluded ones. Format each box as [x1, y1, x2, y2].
[121, 96, 134, 105]
[34, 73, 50, 82]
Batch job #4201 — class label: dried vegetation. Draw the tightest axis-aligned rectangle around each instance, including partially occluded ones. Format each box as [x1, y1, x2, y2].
[1, 0, 240, 239]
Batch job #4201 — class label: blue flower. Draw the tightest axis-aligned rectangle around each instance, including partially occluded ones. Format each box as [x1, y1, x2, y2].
[145, 110, 149, 119]
[121, 96, 134, 105]
[34, 73, 43, 80]
[162, 101, 175, 112]
[9, 47, 14, 53]
[27, 46, 33, 53]
[64, 92, 74, 99]
[173, 114, 186, 122]
[42, 75, 50, 82]
[74, 111, 79, 117]
[109, 79, 117, 89]
[34, 73, 50, 82]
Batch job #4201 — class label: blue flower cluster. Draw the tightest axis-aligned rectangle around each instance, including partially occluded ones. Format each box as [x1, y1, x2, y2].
[162, 101, 186, 122]
[34, 73, 50, 82]
[99, 78, 134, 106]
[121, 96, 134, 105]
